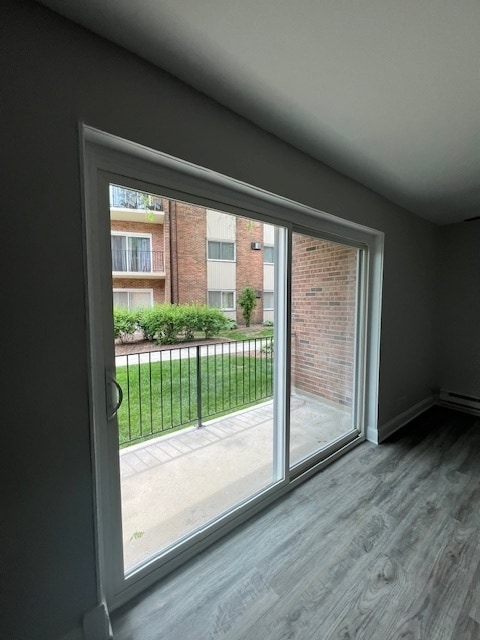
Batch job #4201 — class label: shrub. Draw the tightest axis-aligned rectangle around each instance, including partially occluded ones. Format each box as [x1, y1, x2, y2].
[262, 338, 274, 355]
[262, 320, 274, 327]
[196, 305, 229, 338]
[135, 303, 229, 344]
[158, 305, 186, 344]
[181, 304, 199, 341]
[238, 286, 257, 327]
[113, 308, 138, 343]
[138, 304, 186, 344]
[137, 306, 160, 341]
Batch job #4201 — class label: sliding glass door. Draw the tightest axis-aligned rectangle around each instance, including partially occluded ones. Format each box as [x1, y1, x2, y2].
[289, 231, 363, 470]
[109, 186, 287, 574]
[83, 127, 381, 610]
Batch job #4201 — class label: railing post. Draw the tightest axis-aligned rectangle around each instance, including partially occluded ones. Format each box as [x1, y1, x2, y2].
[196, 345, 203, 428]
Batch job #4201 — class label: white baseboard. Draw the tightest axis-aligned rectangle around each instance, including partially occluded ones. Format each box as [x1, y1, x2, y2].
[59, 603, 112, 640]
[83, 603, 112, 640]
[438, 403, 480, 418]
[374, 395, 436, 444]
[438, 389, 480, 417]
[366, 424, 380, 444]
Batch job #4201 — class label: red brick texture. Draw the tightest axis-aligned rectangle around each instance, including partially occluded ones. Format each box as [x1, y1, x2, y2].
[291, 234, 357, 408]
[111, 199, 358, 409]
[171, 201, 208, 305]
[111, 217, 167, 304]
[235, 217, 265, 325]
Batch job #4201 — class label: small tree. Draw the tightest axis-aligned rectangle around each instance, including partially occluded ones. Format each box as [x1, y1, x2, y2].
[238, 286, 257, 327]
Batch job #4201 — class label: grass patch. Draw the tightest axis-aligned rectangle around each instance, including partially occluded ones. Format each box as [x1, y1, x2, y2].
[117, 350, 273, 446]
[218, 327, 273, 341]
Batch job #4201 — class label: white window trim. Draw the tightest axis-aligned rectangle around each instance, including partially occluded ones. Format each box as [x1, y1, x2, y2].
[82, 124, 384, 613]
[207, 289, 236, 311]
[111, 231, 153, 273]
[206, 239, 236, 262]
[111, 230, 153, 243]
[112, 288, 153, 310]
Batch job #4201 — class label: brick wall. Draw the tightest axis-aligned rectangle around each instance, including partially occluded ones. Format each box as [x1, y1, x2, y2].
[110, 217, 167, 305]
[172, 201, 208, 304]
[110, 219, 165, 261]
[291, 235, 357, 408]
[235, 217, 265, 325]
[110, 201, 273, 326]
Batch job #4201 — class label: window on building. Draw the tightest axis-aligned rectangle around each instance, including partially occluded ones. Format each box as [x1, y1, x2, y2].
[113, 289, 153, 310]
[111, 233, 152, 272]
[263, 245, 274, 263]
[207, 240, 235, 261]
[263, 291, 274, 310]
[207, 290, 235, 310]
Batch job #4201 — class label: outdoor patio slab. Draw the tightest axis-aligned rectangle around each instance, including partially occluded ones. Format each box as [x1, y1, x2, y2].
[119, 393, 353, 571]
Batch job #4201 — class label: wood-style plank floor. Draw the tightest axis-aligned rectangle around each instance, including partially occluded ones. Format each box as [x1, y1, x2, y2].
[112, 407, 480, 640]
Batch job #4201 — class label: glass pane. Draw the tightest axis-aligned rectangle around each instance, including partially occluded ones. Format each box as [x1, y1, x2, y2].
[208, 241, 221, 260]
[223, 291, 234, 309]
[290, 232, 358, 467]
[208, 291, 222, 307]
[129, 236, 151, 272]
[221, 242, 234, 261]
[113, 291, 128, 308]
[129, 291, 151, 309]
[111, 235, 127, 271]
[110, 188, 282, 574]
[264, 245, 274, 263]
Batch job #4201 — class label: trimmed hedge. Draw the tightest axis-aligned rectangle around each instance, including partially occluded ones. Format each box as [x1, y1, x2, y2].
[113, 303, 229, 345]
[113, 308, 139, 344]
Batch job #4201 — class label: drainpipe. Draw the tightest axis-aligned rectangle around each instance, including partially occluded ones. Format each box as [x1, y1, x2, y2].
[169, 200, 179, 303]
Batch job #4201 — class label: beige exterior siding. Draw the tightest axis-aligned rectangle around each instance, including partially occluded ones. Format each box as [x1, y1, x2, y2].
[206, 209, 236, 239]
[207, 261, 236, 290]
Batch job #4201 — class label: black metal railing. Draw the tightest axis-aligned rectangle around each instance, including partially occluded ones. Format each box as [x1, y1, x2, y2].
[111, 250, 164, 273]
[116, 337, 274, 446]
[110, 185, 163, 211]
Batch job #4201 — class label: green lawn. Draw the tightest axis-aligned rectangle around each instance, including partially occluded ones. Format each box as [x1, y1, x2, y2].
[117, 349, 273, 446]
[218, 327, 274, 341]
[189, 326, 273, 342]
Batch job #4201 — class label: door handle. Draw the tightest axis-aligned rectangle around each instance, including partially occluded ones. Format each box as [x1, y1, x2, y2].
[106, 373, 123, 420]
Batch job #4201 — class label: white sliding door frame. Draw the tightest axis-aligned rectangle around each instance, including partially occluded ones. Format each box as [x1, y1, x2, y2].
[81, 124, 383, 612]
[288, 224, 369, 480]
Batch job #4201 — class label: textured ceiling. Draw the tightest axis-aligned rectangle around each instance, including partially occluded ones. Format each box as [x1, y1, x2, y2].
[37, 0, 480, 224]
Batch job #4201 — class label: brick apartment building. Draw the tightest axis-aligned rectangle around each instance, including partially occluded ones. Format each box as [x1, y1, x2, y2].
[110, 185, 356, 408]
[110, 185, 274, 325]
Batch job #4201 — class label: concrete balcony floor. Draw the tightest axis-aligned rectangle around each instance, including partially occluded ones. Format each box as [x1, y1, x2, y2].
[120, 392, 353, 571]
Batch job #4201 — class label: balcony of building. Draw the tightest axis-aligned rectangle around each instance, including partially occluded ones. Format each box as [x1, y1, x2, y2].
[110, 185, 165, 224]
[111, 249, 166, 279]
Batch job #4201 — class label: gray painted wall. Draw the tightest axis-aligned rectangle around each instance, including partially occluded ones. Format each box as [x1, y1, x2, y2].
[1, 1, 452, 638]
[437, 222, 480, 397]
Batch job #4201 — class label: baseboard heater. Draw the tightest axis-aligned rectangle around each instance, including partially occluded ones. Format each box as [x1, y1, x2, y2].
[438, 389, 480, 416]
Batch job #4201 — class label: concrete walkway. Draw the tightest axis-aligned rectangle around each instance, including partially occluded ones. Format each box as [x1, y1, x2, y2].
[115, 338, 271, 367]
[120, 392, 352, 571]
